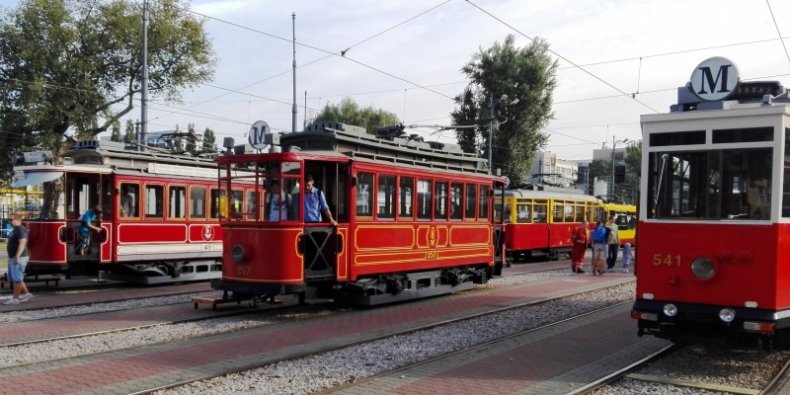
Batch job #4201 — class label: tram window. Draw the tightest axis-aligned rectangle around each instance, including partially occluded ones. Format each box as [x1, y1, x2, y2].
[120, 184, 139, 217]
[552, 203, 564, 223]
[435, 182, 448, 220]
[465, 184, 477, 219]
[713, 127, 773, 143]
[281, 161, 301, 175]
[534, 200, 548, 223]
[399, 177, 414, 219]
[356, 173, 374, 217]
[516, 203, 531, 223]
[191, 187, 206, 219]
[247, 190, 257, 220]
[649, 148, 772, 220]
[230, 190, 243, 218]
[649, 130, 705, 146]
[479, 186, 490, 219]
[210, 189, 225, 218]
[565, 204, 574, 222]
[145, 185, 164, 218]
[417, 179, 432, 220]
[784, 129, 790, 218]
[377, 175, 396, 219]
[169, 186, 186, 219]
[450, 182, 462, 220]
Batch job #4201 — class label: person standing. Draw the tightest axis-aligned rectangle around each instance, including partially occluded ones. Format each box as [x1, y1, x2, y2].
[570, 221, 588, 273]
[303, 175, 337, 225]
[78, 205, 103, 255]
[4, 213, 31, 305]
[590, 221, 608, 275]
[606, 215, 620, 272]
[266, 181, 290, 221]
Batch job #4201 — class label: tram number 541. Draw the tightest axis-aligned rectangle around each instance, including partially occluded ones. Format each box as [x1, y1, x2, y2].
[652, 254, 681, 267]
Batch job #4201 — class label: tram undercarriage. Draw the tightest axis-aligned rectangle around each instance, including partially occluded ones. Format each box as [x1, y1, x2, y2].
[101, 260, 223, 285]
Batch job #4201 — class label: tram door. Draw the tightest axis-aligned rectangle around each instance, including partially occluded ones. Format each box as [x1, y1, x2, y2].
[302, 162, 347, 281]
[492, 181, 507, 275]
[66, 173, 109, 264]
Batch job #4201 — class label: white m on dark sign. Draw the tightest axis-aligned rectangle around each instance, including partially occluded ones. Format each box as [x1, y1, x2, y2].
[248, 120, 270, 150]
[690, 57, 740, 101]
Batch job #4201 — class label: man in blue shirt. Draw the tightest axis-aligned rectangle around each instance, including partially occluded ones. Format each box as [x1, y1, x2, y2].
[78, 205, 103, 255]
[304, 175, 337, 225]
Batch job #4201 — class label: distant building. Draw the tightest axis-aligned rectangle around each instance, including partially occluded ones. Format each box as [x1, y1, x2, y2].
[529, 151, 578, 189]
[592, 146, 626, 162]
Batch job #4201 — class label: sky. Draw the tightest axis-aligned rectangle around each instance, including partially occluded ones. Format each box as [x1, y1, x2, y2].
[2, 0, 790, 161]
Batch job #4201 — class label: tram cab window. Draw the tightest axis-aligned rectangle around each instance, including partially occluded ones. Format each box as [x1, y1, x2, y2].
[479, 186, 490, 219]
[399, 177, 414, 219]
[649, 148, 772, 220]
[145, 185, 164, 218]
[190, 187, 206, 219]
[356, 173, 374, 217]
[417, 179, 432, 220]
[169, 186, 186, 219]
[377, 175, 395, 219]
[450, 182, 462, 220]
[120, 184, 139, 217]
[465, 184, 477, 219]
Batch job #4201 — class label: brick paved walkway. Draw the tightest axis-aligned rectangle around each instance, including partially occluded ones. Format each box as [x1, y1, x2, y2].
[0, 274, 633, 395]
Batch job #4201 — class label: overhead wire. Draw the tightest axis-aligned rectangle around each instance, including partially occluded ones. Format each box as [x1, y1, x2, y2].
[765, 0, 790, 71]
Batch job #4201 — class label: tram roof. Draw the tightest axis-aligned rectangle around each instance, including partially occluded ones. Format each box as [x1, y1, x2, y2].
[500, 188, 600, 202]
[64, 140, 217, 170]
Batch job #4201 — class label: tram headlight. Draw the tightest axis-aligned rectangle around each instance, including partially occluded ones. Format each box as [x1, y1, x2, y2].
[232, 245, 246, 263]
[719, 308, 736, 323]
[663, 303, 678, 317]
[690, 257, 716, 281]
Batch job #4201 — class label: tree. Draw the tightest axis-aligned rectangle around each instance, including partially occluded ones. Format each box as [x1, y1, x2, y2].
[202, 127, 216, 153]
[185, 123, 197, 155]
[587, 159, 611, 195]
[123, 119, 136, 143]
[451, 35, 557, 183]
[110, 121, 122, 142]
[0, 0, 215, 169]
[312, 97, 400, 134]
[621, 140, 642, 204]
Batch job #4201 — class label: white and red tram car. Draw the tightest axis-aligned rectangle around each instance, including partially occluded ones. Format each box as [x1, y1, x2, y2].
[632, 57, 790, 345]
[213, 122, 508, 305]
[13, 140, 235, 283]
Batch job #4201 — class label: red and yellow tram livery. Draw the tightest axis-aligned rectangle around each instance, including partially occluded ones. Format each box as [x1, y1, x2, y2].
[632, 57, 790, 345]
[12, 140, 230, 283]
[213, 122, 507, 305]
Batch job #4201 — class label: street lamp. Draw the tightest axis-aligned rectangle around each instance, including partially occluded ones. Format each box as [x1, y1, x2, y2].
[610, 136, 629, 199]
[488, 94, 520, 174]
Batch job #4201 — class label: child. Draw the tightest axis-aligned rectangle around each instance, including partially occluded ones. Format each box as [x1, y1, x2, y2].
[621, 242, 633, 273]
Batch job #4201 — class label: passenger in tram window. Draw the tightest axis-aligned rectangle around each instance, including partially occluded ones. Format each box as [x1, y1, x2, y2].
[120, 186, 137, 217]
[746, 177, 770, 219]
[77, 205, 103, 255]
[265, 180, 290, 222]
[304, 174, 337, 226]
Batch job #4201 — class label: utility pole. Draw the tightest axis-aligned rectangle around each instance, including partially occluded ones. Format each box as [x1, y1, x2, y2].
[140, 0, 149, 151]
[488, 94, 494, 175]
[291, 13, 297, 133]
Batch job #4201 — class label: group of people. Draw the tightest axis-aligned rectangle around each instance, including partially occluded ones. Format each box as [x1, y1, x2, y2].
[265, 175, 337, 225]
[570, 215, 632, 275]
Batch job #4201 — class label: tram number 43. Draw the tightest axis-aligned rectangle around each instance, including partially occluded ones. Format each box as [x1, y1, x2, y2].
[652, 254, 681, 267]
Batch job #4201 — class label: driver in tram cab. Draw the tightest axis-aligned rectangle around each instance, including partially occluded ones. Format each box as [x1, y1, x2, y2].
[265, 180, 290, 221]
[303, 174, 337, 226]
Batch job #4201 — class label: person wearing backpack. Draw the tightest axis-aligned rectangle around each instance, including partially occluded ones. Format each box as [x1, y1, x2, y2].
[606, 215, 620, 272]
[590, 221, 608, 275]
[303, 174, 337, 226]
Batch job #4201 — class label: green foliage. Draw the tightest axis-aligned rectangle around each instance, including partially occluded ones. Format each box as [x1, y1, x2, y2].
[0, 0, 215, 174]
[203, 127, 216, 153]
[123, 119, 136, 143]
[110, 120, 121, 142]
[185, 123, 197, 154]
[451, 35, 557, 183]
[312, 97, 400, 134]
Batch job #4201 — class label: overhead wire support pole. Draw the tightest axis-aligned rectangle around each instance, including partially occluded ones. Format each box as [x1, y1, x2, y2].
[140, 0, 149, 151]
[489, 93, 494, 175]
[292, 13, 297, 133]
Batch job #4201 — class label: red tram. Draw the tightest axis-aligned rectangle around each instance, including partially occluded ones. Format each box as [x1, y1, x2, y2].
[212, 122, 508, 305]
[632, 57, 790, 346]
[12, 140, 231, 283]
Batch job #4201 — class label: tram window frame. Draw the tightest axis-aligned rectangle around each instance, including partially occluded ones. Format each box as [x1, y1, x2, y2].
[516, 200, 532, 223]
[534, 200, 548, 223]
[230, 190, 244, 219]
[144, 184, 164, 218]
[356, 172, 374, 219]
[168, 185, 187, 220]
[479, 185, 490, 219]
[377, 174, 396, 220]
[464, 184, 477, 220]
[190, 187, 206, 220]
[564, 204, 574, 222]
[246, 189, 258, 221]
[552, 202, 565, 223]
[434, 181, 449, 220]
[450, 182, 463, 220]
[119, 183, 140, 218]
[210, 188, 225, 219]
[398, 176, 415, 220]
[417, 179, 433, 220]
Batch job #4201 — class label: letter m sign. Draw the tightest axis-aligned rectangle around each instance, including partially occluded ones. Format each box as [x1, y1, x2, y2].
[690, 57, 740, 102]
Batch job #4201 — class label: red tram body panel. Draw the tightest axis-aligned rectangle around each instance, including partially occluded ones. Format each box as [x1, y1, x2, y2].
[632, 57, 790, 345]
[212, 122, 508, 304]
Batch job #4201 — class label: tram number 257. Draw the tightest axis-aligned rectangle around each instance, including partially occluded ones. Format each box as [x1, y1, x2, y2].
[652, 254, 681, 267]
